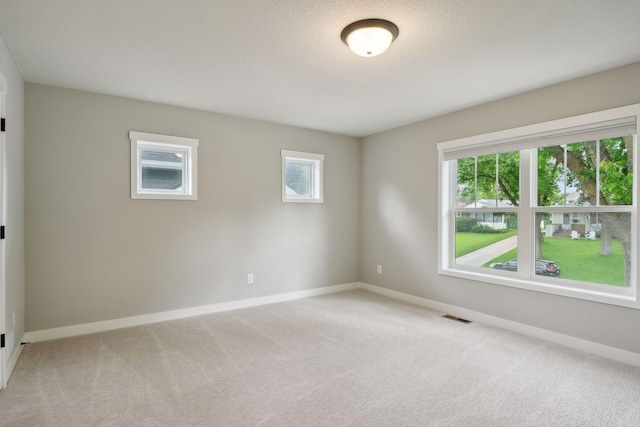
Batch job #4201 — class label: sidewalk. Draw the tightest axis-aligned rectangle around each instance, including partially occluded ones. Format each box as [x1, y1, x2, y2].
[456, 235, 518, 267]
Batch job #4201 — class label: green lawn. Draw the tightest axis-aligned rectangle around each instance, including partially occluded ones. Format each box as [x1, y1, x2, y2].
[482, 237, 625, 286]
[455, 231, 517, 258]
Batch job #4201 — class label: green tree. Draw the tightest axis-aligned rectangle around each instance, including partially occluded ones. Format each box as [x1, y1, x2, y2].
[458, 151, 564, 259]
[457, 136, 634, 286]
[457, 152, 522, 206]
[544, 136, 633, 286]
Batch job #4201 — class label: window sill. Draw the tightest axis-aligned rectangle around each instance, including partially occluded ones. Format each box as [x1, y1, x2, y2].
[282, 198, 324, 204]
[439, 266, 638, 309]
[132, 192, 197, 201]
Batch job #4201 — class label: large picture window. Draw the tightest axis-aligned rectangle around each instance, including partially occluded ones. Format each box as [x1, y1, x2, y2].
[438, 104, 639, 308]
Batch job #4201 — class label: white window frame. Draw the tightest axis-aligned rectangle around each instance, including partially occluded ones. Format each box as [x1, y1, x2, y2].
[437, 104, 640, 309]
[281, 150, 324, 203]
[130, 131, 199, 200]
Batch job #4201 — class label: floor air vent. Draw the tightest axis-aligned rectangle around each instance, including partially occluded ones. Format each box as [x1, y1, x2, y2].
[442, 314, 472, 324]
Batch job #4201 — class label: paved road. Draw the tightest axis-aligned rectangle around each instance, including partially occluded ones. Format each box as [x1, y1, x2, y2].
[456, 235, 518, 267]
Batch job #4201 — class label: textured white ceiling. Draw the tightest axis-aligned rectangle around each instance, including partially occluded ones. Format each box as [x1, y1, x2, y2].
[1, 0, 639, 137]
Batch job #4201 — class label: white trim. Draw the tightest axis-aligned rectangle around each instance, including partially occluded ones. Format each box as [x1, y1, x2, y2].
[361, 283, 640, 367]
[18, 282, 640, 369]
[6, 334, 24, 382]
[0, 71, 6, 389]
[130, 131, 198, 148]
[23, 282, 360, 343]
[438, 105, 638, 160]
[281, 149, 324, 203]
[130, 131, 199, 200]
[281, 150, 324, 161]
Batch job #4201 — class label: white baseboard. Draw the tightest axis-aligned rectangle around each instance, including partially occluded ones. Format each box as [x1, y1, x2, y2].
[361, 283, 640, 367]
[24, 282, 361, 343]
[22, 280, 640, 368]
[4, 334, 25, 387]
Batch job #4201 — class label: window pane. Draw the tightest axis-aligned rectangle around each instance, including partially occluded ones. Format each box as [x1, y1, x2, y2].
[456, 152, 519, 207]
[142, 167, 182, 189]
[537, 144, 585, 207]
[456, 157, 476, 205]
[599, 136, 633, 206]
[140, 149, 184, 190]
[141, 150, 183, 164]
[538, 137, 633, 207]
[455, 212, 518, 272]
[536, 211, 630, 287]
[285, 161, 312, 197]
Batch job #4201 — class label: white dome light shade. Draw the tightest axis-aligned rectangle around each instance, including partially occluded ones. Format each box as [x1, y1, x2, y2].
[341, 19, 399, 57]
[346, 27, 393, 57]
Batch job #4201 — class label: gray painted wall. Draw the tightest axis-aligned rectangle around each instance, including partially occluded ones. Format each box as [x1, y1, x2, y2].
[22, 61, 640, 357]
[25, 84, 360, 331]
[361, 62, 640, 354]
[0, 35, 25, 364]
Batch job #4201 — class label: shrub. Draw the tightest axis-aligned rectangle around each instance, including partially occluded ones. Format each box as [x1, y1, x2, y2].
[471, 224, 506, 234]
[456, 217, 477, 232]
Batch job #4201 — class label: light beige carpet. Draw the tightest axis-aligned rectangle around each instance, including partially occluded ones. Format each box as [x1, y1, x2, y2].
[1, 289, 639, 426]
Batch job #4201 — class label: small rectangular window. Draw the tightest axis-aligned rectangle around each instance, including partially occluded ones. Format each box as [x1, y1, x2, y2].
[281, 150, 324, 203]
[130, 131, 198, 200]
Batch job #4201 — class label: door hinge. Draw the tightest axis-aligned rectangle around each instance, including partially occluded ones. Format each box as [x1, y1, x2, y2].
[1, 118, 5, 132]
[1, 334, 5, 348]
[0, 226, 4, 239]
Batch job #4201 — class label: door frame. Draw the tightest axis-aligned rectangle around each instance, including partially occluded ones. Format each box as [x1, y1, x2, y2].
[0, 70, 7, 388]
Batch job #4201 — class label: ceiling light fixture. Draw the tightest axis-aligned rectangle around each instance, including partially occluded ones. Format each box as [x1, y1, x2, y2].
[341, 19, 399, 57]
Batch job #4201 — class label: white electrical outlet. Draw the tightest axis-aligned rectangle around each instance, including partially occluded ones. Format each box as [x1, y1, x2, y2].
[247, 273, 254, 284]
[377, 265, 382, 274]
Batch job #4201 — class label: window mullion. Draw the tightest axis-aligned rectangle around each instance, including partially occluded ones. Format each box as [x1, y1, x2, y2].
[563, 145, 568, 206]
[182, 150, 188, 192]
[137, 146, 143, 194]
[474, 156, 478, 205]
[447, 160, 457, 269]
[596, 139, 600, 207]
[633, 134, 639, 297]
[518, 149, 532, 278]
[495, 154, 499, 207]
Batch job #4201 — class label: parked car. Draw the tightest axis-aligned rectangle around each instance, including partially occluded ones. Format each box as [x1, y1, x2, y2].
[489, 259, 560, 277]
[536, 260, 561, 276]
[489, 259, 517, 271]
